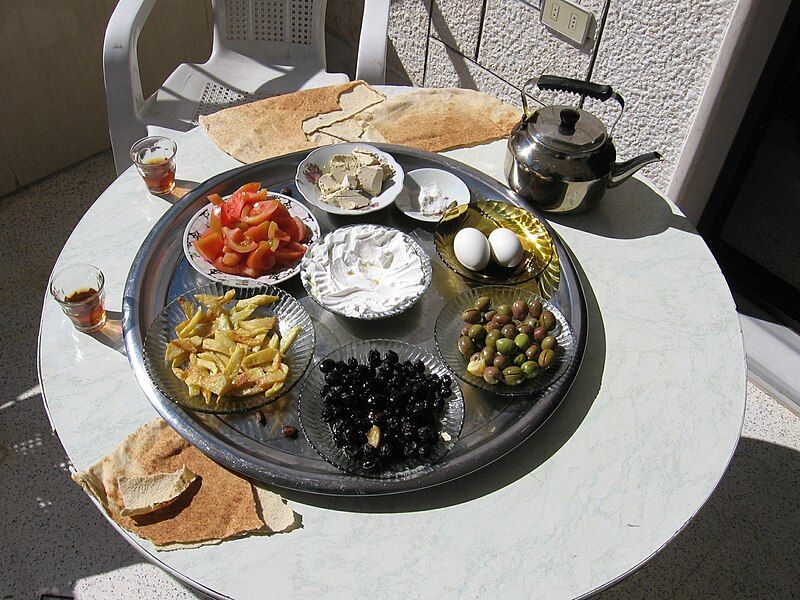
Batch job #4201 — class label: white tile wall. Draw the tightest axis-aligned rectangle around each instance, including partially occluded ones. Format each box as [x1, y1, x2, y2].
[424, 38, 521, 105]
[430, 0, 484, 59]
[326, 0, 740, 192]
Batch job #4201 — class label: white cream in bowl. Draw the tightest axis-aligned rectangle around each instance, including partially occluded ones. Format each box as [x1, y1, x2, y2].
[301, 225, 431, 319]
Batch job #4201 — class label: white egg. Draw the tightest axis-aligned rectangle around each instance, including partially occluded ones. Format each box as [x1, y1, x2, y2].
[453, 227, 491, 271]
[488, 228, 524, 268]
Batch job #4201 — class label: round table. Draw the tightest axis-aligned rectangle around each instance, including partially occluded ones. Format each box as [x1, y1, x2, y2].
[39, 87, 746, 600]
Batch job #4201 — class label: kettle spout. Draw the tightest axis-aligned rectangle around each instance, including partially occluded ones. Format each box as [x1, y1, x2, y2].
[608, 152, 662, 188]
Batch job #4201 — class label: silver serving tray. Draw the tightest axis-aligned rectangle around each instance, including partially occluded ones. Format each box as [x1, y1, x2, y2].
[122, 144, 587, 495]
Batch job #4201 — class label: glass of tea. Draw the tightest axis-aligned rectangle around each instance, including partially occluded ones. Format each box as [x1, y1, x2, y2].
[130, 136, 177, 194]
[50, 264, 107, 332]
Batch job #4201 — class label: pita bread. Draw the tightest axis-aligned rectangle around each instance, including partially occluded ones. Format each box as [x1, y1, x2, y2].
[356, 88, 520, 152]
[72, 419, 297, 549]
[199, 81, 383, 163]
[301, 83, 385, 134]
[311, 118, 387, 145]
[118, 466, 197, 517]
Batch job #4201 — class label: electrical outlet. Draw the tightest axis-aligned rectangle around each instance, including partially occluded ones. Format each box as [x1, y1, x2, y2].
[541, 0, 592, 45]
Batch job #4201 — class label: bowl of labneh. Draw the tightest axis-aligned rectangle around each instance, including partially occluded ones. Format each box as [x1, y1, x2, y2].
[300, 224, 432, 319]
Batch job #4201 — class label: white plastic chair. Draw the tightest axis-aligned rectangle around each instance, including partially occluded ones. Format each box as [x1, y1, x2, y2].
[104, 0, 390, 173]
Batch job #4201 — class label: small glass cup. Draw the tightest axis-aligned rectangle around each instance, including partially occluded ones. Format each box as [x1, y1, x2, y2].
[50, 264, 107, 332]
[130, 136, 177, 194]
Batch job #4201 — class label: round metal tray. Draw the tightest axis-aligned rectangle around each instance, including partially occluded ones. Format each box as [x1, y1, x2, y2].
[122, 144, 587, 496]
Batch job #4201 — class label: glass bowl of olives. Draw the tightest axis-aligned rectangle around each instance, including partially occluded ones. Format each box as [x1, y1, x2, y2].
[434, 285, 575, 396]
[298, 339, 465, 479]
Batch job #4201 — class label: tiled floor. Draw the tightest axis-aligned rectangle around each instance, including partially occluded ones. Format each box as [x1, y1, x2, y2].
[2, 152, 798, 599]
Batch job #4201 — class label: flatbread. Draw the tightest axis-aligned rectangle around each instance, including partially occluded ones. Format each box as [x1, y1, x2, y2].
[199, 81, 383, 163]
[254, 486, 299, 533]
[72, 419, 295, 548]
[118, 466, 197, 517]
[311, 118, 386, 145]
[356, 88, 520, 152]
[301, 83, 385, 134]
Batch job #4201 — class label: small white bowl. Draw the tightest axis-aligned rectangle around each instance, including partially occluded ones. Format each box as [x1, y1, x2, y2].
[396, 168, 471, 223]
[295, 143, 404, 215]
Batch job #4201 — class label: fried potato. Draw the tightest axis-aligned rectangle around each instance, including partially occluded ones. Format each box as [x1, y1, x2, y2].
[165, 291, 301, 403]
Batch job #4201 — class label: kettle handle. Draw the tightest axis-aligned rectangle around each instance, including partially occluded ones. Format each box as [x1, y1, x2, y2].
[522, 75, 625, 132]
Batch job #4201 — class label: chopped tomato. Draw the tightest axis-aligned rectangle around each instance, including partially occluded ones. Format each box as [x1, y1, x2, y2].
[247, 241, 277, 272]
[292, 216, 308, 242]
[275, 215, 298, 240]
[273, 241, 306, 266]
[234, 182, 261, 195]
[221, 193, 245, 225]
[242, 189, 268, 204]
[213, 256, 247, 276]
[240, 201, 279, 225]
[269, 221, 291, 242]
[194, 231, 223, 262]
[222, 227, 256, 253]
[199, 188, 307, 277]
[244, 221, 271, 243]
[209, 205, 223, 234]
[222, 251, 241, 266]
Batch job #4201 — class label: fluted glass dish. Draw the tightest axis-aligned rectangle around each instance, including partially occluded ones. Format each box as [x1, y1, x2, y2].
[434, 285, 575, 397]
[143, 282, 315, 413]
[299, 339, 465, 479]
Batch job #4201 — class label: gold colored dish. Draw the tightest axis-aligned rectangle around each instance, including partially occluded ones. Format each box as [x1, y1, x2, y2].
[434, 200, 554, 285]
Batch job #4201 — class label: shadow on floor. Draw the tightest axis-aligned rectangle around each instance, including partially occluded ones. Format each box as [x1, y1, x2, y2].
[598, 436, 800, 599]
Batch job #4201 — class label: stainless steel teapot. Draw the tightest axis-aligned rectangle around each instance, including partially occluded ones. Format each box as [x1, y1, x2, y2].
[505, 75, 662, 214]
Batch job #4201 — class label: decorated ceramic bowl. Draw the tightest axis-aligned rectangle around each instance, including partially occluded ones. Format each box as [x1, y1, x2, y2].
[183, 192, 320, 287]
[295, 143, 404, 215]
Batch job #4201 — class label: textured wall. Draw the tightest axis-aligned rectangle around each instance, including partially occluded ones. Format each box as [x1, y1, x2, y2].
[326, 0, 740, 193]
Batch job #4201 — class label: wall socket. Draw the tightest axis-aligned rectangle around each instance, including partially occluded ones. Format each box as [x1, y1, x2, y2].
[540, 0, 592, 45]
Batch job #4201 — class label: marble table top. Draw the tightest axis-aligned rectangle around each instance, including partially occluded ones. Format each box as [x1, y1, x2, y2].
[38, 88, 746, 600]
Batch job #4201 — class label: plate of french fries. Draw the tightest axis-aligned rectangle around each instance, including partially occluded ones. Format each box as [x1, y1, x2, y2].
[142, 282, 315, 413]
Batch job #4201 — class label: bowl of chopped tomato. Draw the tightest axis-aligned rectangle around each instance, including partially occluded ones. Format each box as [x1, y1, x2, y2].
[183, 183, 321, 287]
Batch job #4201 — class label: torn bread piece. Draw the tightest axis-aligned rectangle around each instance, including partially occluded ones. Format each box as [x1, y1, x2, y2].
[253, 486, 299, 533]
[200, 81, 378, 164]
[301, 83, 385, 135]
[313, 118, 387, 145]
[119, 466, 198, 517]
[72, 419, 270, 548]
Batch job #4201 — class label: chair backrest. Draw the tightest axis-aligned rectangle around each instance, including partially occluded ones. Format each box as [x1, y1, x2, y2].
[211, 0, 328, 65]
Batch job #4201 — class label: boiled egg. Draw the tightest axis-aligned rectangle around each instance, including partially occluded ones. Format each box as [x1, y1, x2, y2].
[453, 227, 491, 271]
[488, 228, 524, 268]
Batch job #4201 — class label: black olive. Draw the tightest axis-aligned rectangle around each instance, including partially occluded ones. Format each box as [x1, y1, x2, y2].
[368, 349, 381, 367]
[441, 374, 452, 387]
[379, 440, 396, 458]
[402, 440, 418, 457]
[383, 350, 399, 364]
[320, 359, 336, 373]
[347, 357, 359, 369]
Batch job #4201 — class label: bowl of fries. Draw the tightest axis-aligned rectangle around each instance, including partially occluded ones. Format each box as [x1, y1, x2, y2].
[142, 283, 315, 413]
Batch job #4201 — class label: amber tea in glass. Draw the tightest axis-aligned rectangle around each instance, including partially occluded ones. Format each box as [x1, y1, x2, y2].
[130, 136, 177, 194]
[50, 264, 107, 332]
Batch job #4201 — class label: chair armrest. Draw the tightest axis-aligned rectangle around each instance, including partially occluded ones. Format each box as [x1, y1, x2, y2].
[103, 0, 157, 118]
[355, 0, 390, 84]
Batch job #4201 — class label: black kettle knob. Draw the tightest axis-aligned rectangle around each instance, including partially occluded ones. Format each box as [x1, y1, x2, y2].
[559, 108, 580, 133]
